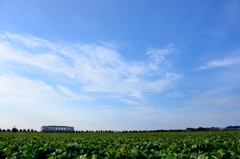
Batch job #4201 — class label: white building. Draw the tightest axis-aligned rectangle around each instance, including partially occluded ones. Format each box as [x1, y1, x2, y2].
[41, 125, 74, 132]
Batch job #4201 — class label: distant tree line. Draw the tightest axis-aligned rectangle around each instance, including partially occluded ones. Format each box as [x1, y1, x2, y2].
[186, 126, 240, 131]
[122, 129, 185, 133]
[1, 125, 239, 133]
[225, 126, 240, 129]
[0, 127, 37, 133]
[75, 130, 114, 133]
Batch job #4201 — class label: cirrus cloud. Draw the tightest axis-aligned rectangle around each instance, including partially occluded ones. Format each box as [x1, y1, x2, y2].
[0, 32, 180, 101]
[197, 50, 240, 70]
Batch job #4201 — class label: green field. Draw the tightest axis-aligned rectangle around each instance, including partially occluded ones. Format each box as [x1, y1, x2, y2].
[0, 131, 240, 159]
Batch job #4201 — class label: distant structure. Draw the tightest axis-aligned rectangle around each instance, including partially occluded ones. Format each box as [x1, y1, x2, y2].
[41, 125, 74, 132]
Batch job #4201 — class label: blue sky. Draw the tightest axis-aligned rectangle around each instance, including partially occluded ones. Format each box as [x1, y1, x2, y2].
[0, 0, 240, 131]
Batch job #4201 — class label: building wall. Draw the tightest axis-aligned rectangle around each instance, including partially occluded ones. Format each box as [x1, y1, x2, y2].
[41, 126, 74, 132]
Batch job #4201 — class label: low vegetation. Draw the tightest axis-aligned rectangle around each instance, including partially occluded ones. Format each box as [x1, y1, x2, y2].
[0, 131, 240, 158]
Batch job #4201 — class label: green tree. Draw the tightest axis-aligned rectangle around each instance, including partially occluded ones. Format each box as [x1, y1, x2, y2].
[12, 127, 18, 132]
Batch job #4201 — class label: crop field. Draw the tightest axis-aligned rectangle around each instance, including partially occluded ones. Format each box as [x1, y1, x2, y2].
[0, 131, 240, 159]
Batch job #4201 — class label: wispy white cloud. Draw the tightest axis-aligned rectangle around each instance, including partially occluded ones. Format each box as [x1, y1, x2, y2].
[1, 32, 55, 49]
[146, 44, 174, 70]
[58, 85, 91, 101]
[100, 105, 160, 121]
[0, 73, 101, 130]
[120, 99, 141, 105]
[202, 30, 227, 36]
[130, 91, 144, 99]
[0, 43, 71, 76]
[187, 88, 240, 108]
[197, 50, 240, 70]
[167, 93, 185, 97]
[224, 0, 240, 25]
[100, 105, 124, 117]
[0, 74, 70, 120]
[0, 32, 180, 100]
[0, 74, 61, 104]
